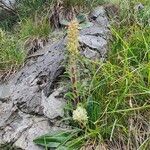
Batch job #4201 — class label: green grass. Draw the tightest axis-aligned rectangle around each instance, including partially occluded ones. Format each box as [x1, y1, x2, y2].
[16, 0, 52, 18]
[77, 1, 150, 148]
[19, 17, 51, 40]
[0, 29, 25, 72]
[0, 1, 52, 74]
[0, 15, 51, 75]
[59, 0, 105, 8]
[82, 26, 150, 146]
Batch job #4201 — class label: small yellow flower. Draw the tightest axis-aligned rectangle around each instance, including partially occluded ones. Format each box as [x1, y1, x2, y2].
[73, 106, 88, 123]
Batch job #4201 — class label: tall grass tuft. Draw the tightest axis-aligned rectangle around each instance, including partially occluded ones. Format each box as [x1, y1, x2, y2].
[19, 17, 51, 41]
[0, 29, 25, 75]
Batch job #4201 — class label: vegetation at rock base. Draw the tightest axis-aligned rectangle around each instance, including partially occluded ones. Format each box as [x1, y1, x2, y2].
[0, 0, 150, 149]
[0, 29, 25, 79]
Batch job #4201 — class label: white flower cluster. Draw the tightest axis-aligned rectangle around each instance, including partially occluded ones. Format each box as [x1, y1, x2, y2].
[73, 106, 88, 123]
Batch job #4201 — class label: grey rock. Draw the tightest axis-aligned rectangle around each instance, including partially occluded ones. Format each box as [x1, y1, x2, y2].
[10, 38, 66, 115]
[0, 98, 14, 127]
[83, 48, 100, 60]
[90, 6, 109, 28]
[41, 87, 66, 119]
[0, 39, 67, 149]
[1, 0, 16, 7]
[91, 6, 106, 18]
[14, 117, 51, 150]
[80, 25, 109, 39]
[0, 83, 11, 99]
[134, 3, 144, 11]
[0, 100, 65, 150]
[0, 6, 110, 150]
[79, 35, 107, 57]
[0, 111, 33, 144]
[96, 14, 109, 27]
[79, 6, 110, 59]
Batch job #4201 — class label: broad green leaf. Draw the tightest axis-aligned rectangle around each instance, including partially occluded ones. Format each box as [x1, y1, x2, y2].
[33, 131, 71, 146]
[34, 129, 82, 148]
[79, 22, 94, 29]
[77, 13, 87, 23]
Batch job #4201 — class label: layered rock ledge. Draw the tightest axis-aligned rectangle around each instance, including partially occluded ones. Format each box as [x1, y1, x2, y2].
[0, 6, 110, 150]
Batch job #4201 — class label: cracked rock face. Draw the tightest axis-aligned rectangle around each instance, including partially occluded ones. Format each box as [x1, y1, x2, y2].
[10, 38, 66, 115]
[41, 87, 66, 119]
[0, 6, 110, 150]
[80, 7, 110, 60]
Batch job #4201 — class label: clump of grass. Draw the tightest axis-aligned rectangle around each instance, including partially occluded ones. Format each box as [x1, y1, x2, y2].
[0, 10, 18, 31]
[16, 0, 52, 18]
[16, 17, 52, 56]
[0, 29, 25, 74]
[57, 0, 104, 9]
[0, 0, 52, 30]
[0, 1, 52, 76]
[19, 17, 51, 41]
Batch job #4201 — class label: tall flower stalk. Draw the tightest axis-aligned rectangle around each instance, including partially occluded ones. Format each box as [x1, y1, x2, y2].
[67, 19, 79, 106]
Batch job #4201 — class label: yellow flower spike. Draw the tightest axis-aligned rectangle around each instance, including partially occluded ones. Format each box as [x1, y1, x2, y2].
[67, 19, 79, 55]
[67, 19, 80, 106]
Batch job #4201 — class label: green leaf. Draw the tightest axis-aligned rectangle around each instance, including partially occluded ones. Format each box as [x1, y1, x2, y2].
[46, 142, 60, 148]
[33, 129, 82, 149]
[77, 13, 87, 23]
[33, 131, 71, 147]
[56, 145, 68, 150]
[79, 22, 94, 29]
